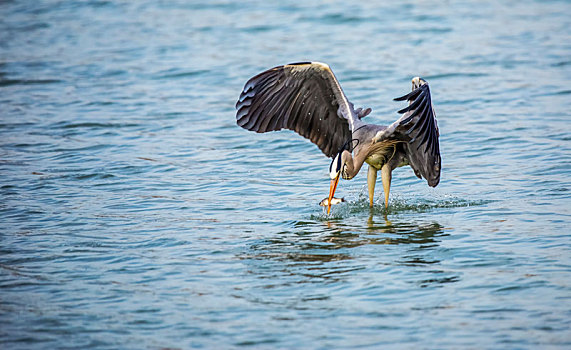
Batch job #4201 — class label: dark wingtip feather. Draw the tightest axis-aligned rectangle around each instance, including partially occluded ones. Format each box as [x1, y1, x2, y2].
[393, 86, 422, 102]
[397, 91, 425, 114]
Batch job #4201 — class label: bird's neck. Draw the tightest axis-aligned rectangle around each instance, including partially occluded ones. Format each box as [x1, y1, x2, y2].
[342, 149, 369, 180]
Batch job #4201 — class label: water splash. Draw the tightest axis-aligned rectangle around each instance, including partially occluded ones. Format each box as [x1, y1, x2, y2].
[312, 193, 493, 220]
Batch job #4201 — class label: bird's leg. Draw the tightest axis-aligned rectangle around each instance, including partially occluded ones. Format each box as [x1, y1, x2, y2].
[381, 163, 392, 208]
[367, 165, 377, 207]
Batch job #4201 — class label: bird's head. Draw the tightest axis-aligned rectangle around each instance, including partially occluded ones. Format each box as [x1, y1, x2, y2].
[327, 150, 344, 215]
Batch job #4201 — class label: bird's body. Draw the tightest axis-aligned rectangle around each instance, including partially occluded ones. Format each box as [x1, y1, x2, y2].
[236, 62, 441, 213]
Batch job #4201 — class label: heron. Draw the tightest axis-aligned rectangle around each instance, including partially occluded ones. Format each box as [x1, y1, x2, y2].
[236, 62, 441, 214]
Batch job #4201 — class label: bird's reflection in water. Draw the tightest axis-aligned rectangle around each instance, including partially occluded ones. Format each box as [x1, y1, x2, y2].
[241, 213, 448, 285]
[321, 212, 446, 248]
[236, 214, 456, 311]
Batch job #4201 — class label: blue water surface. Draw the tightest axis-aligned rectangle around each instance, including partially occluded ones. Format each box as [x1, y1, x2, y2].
[1, 1, 570, 349]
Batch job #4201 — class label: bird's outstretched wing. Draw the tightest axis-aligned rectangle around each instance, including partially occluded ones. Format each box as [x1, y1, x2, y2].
[373, 79, 441, 187]
[236, 62, 364, 157]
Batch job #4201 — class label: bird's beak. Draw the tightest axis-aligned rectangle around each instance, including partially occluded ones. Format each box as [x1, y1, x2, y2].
[327, 172, 340, 215]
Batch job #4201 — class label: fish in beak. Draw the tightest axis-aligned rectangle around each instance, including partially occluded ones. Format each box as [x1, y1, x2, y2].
[319, 196, 345, 207]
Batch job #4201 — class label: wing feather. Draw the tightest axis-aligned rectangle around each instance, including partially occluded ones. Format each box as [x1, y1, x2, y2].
[373, 81, 441, 187]
[236, 62, 363, 157]
[395, 82, 441, 186]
